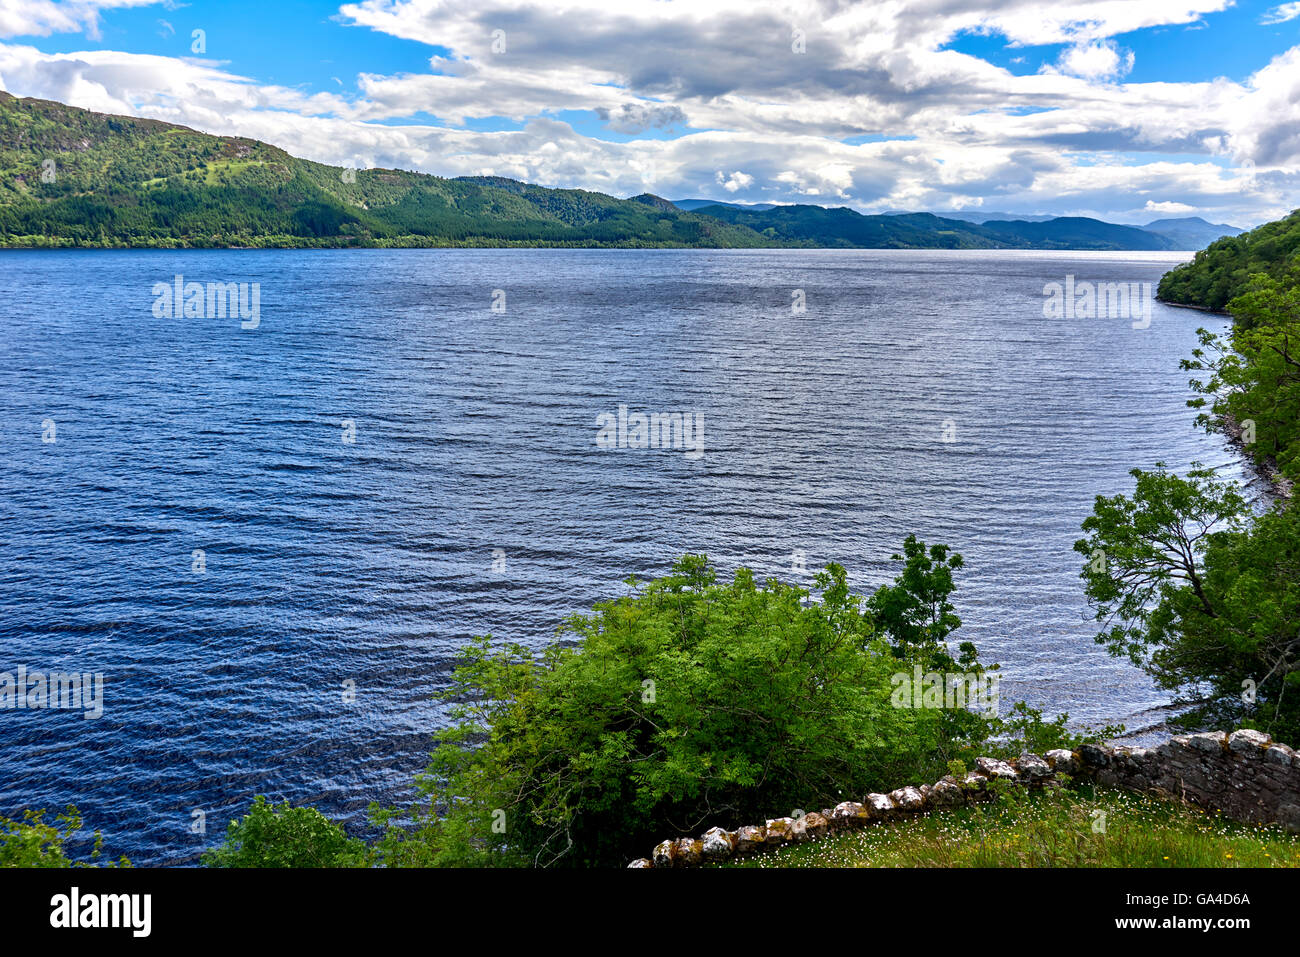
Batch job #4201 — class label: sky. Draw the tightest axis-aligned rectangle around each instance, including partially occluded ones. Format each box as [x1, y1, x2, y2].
[1, 0, 1298, 226]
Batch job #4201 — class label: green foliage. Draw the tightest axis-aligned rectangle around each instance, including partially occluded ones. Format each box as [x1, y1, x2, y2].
[1158, 209, 1300, 310]
[1076, 465, 1300, 740]
[201, 796, 372, 868]
[1182, 271, 1300, 481]
[0, 92, 772, 249]
[373, 549, 1003, 868]
[0, 806, 129, 867]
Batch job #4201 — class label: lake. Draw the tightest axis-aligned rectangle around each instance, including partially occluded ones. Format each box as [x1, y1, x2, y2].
[0, 247, 1245, 864]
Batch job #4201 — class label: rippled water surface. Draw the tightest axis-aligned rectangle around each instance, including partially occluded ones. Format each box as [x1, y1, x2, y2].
[0, 248, 1244, 863]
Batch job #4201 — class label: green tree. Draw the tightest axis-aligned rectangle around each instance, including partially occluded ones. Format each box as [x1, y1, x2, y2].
[202, 796, 372, 868]
[373, 551, 996, 868]
[0, 806, 129, 867]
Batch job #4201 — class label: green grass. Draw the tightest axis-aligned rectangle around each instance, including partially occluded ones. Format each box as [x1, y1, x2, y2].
[718, 786, 1300, 868]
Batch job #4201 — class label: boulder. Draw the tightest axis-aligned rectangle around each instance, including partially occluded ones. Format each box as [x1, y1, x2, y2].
[976, 756, 1018, 780]
[1014, 752, 1052, 782]
[674, 838, 703, 866]
[764, 817, 795, 845]
[1077, 743, 1112, 768]
[927, 777, 965, 807]
[889, 785, 926, 811]
[1185, 731, 1228, 753]
[865, 793, 896, 819]
[734, 825, 767, 853]
[832, 801, 869, 827]
[801, 811, 829, 839]
[1044, 749, 1078, 773]
[1229, 729, 1272, 755]
[701, 827, 737, 861]
[627, 858, 653, 868]
[652, 839, 677, 868]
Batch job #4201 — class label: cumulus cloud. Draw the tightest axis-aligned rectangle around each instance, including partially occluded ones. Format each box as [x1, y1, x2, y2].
[0, 0, 1291, 225]
[595, 102, 687, 134]
[0, 0, 163, 41]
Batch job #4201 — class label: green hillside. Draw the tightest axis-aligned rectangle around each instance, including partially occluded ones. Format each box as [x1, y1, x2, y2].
[1158, 209, 1300, 310]
[0, 92, 771, 248]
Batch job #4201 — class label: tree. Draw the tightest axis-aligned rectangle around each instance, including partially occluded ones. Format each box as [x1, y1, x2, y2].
[1076, 465, 1300, 738]
[372, 551, 995, 868]
[202, 796, 372, 868]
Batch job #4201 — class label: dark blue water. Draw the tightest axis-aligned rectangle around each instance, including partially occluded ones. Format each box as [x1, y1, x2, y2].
[0, 248, 1243, 864]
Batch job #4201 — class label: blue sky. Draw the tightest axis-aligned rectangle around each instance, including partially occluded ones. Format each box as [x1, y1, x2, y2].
[1, 0, 1297, 225]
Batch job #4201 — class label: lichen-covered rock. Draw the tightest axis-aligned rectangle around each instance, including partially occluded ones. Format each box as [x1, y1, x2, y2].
[652, 839, 677, 868]
[865, 793, 895, 818]
[674, 838, 703, 866]
[802, 811, 829, 839]
[962, 771, 989, 795]
[734, 825, 767, 853]
[1077, 743, 1112, 768]
[764, 817, 794, 845]
[1229, 729, 1272, 754]
[628, 858, 653, 868]
[701, 827, 737, 861]
[1014, 752, 1052, 781]
[1265, 744, 1295, 766]
[832, 801, 869, 827]
[928, 777, 965, 807]
[976, 756, 1018, 780]
[1186, 731, 1227, 753]
[1045, 749, 1078, 773]
[889, 786, 926, 811]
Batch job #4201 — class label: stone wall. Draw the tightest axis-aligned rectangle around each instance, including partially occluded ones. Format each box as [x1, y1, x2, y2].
[627, 729, 1300, 867]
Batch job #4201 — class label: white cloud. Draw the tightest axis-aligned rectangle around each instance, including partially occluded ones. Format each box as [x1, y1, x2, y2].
[0, 0, 163, 41]
[1262, 3, 1300, 25]
[1144, 200, 1197, 214]
[0, 0, 1290, 226]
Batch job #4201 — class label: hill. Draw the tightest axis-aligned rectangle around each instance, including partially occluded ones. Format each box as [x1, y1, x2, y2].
[0, 92, 771, 249]
[1157, 209, 1300, 309]
[1143, 216, 1243, 250]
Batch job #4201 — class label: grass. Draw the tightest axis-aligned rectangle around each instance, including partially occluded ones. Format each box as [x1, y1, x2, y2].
[718, 785, 1300, 868]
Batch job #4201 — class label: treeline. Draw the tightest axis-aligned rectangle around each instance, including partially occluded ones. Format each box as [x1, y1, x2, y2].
[1157, 209, 1300, 310]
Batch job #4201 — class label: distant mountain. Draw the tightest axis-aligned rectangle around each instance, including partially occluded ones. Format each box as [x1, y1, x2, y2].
[0, 92, 1234, 252]
[672, 198, 777, 212]
[929, 211, 1058, 224]
[694, 204, 1183, 251]
[1142, 216, 1244, 250]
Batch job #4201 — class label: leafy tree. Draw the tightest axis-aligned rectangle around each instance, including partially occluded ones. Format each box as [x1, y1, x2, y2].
[202, 796, 372, 868]
[1076, 466, 1300, 738]
[372, 551, 998, 868]
[0, 806, 129, 867]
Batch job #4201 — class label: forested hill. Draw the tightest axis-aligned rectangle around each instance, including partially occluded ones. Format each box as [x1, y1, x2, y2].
[0, 91, 1243, 251]
[1157, 209, 1300, 310]
[0, 92, 770, 248]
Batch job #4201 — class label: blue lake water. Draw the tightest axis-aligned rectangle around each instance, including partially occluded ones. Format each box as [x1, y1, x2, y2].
[0, 248, 1244, 864]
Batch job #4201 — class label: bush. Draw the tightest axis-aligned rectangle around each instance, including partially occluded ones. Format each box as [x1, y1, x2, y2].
[373, 549, 1005, 868]
[0, 806, 128, 867]
[202, 796, 372, 868]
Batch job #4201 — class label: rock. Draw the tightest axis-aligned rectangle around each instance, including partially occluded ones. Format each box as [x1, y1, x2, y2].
[1277, 804, 1300, 834]
[652, 839, 677, 868]
[1265, 745, 1295, 766]
[789, 815, 811, 842]
[1186, 731, 1227, 753]
[832, 801, 869, 827]
[1014, 753, 1052, 781]
[701, 827, 737, 861]
[734, 825, 767, 853]
[1077, 743, 1112, 768]
[976, 756, 1018, 780]
[928, 777, 965, 807]
[764, 817, 795, 845]
[674, 838, 703, 866]
[627, 858, 653, 868]
[802, 811, 829, 839]
[1229, 729, 1272, 754]
[865, 793, 896, 818]
[889, 786, 926, 811]
[1045, 749, 1078, 773]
